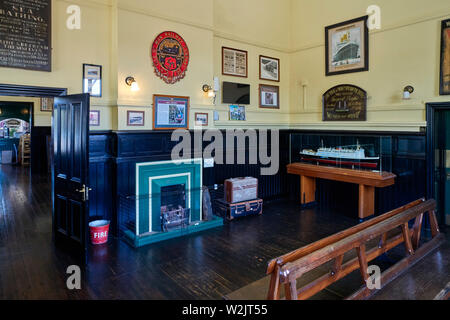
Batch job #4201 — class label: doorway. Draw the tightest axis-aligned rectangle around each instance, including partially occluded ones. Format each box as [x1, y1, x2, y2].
[427, 102, 450, 227]
[0, 102, 32, 170]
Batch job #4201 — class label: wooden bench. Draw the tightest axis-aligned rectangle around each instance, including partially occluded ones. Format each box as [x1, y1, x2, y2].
[266, 199, 444, 300]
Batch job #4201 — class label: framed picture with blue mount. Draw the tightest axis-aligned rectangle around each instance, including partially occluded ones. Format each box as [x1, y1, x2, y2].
[153, 94, 189, 130]
[325, 16, 369, 76]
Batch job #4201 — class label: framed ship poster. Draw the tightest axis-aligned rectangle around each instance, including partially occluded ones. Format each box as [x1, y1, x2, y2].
[153, 95, 189, 130]
[325, 16, 369, 76]
[222, 47, 248, 78]
[440, 19, 450, 95]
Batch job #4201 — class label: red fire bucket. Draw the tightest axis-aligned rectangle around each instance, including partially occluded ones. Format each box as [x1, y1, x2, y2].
[89, 220, 110, 245]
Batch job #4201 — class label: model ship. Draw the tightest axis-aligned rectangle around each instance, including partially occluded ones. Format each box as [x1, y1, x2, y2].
[300, 141, 380, 169]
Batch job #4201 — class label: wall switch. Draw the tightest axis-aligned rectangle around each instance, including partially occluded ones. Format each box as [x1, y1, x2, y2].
[204, 158, 214, 168]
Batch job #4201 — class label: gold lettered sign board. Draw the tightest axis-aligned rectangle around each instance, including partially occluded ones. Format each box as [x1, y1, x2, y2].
[0, 0, 51, 72]
[322, 84, 367, 121]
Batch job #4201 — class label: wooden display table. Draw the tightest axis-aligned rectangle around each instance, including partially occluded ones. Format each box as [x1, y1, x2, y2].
[287, 163, 396, 219]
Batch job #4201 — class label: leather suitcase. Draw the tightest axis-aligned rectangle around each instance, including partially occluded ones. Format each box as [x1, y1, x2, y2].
[215, 198, 263, 221]
[224, 177, 258, 203]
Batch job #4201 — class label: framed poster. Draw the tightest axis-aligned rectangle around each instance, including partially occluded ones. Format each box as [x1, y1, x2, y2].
[222, 47, 248, 78]
[322, 84, 367, 121]
[259, 84, 280, 109]
[440, 19, 450, 95]
[153, 95, 189, 130]
[195, 113, 208, 126]
[89, 110, 100, 126]
[229, 105, 246, 121]
[259, 55, 280, 82]
[127, 111, 145, 126]
[325, 16, 369, 76]
[0, 0, 51, 72]
[40, 97, 54, 112]
[83, 64, 102, 97]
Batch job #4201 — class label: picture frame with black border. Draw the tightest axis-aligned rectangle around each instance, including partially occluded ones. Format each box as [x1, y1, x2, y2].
[153, 94, 190, 130]
[83, 64, 102, 97]
[259, 55, 280, 82]
[325, 16, 369, 76]
[127, 110, 145, 126]
[89, 110, 100, 126]
[259, 84, 280, 109]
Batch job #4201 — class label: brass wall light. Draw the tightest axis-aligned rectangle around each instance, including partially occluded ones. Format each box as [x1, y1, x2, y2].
[125, 76, 140, 91]
[403, 85, 414, 100]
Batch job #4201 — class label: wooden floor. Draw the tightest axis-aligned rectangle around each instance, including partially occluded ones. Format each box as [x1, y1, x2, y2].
[0, 165, 448, 300]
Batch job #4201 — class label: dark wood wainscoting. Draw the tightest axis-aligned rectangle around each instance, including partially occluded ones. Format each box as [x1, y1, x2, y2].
[88, 130, 427, 236]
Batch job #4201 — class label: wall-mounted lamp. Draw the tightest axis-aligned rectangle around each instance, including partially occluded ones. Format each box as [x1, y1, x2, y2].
[125, 76, 140, 91]
[202, 77, 220, 104]
[403, 85, 414, 100]
[0, 108, 2, 115]
[202, 84, 215, 97]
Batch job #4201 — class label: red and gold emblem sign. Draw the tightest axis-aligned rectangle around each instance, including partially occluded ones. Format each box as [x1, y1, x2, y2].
[151, 31, 189, 84]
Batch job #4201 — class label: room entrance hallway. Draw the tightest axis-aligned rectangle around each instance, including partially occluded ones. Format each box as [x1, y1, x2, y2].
[0, 165, 448, 300]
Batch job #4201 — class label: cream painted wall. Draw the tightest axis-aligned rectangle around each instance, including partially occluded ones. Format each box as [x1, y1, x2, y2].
[290, 0, 450, 132]
[2, 0, 450, 132]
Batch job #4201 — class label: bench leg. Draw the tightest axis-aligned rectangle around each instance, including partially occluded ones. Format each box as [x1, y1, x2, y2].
[358, 185, 375, 220]
[300, 176, 316, 205]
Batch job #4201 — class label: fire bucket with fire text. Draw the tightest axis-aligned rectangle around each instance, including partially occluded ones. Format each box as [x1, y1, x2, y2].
[89, 220, 110, 245]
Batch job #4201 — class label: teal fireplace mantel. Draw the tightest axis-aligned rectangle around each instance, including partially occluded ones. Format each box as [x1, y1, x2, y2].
[127, 158, 223, 247]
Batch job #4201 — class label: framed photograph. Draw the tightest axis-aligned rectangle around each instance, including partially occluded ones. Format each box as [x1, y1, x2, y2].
[89, 110, 100, 126]
[153, 95, 189, 130]
[127, 111, 145, 126]
[440, 19, 450, 95]
[222, 47, 248, 78]
[259, 55, 280, 82]
[229, 105, 246, 121]
[195, 113, 208, 126]
[325, 16, 369, 76]
[259, 85, 280, 109]
[40, 97, 54, 112]
[83, 64, 102, 97]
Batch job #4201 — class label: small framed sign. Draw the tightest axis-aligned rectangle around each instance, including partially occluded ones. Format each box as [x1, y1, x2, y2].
[195, 113, 208, 126]
[83, 64, 102, 97]
[127, 111, 145, 126]
[259, 55, 280, 82]
[153, 95, 189, 130]
[89, 110, 100, 126]
[259, 84, 280, 109]
[229, 105, 246, 121]
[222, 47, 248, 78]
[40, 97, 54, 112]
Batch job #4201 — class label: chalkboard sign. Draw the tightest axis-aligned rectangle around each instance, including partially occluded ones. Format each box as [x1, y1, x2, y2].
[0, 0, 51, 72]
[322, 84, 367, 121]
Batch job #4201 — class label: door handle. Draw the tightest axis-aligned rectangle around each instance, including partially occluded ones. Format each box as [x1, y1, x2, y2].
[76, 184, 92, 202]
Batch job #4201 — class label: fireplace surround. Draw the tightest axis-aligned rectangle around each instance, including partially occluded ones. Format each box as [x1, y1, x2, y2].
[122, 158, 223, 247]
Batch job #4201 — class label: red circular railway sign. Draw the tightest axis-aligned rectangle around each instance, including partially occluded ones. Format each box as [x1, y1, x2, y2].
[151, 31, 189, 84]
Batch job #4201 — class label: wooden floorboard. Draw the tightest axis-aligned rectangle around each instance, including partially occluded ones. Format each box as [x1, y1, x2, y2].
[0, 165, 448, 300]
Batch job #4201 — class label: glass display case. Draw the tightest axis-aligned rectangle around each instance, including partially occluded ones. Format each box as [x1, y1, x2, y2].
[289, 133, 393, 174]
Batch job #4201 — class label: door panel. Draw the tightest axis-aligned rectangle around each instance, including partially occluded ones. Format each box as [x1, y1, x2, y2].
[52, 94, 90, 258]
